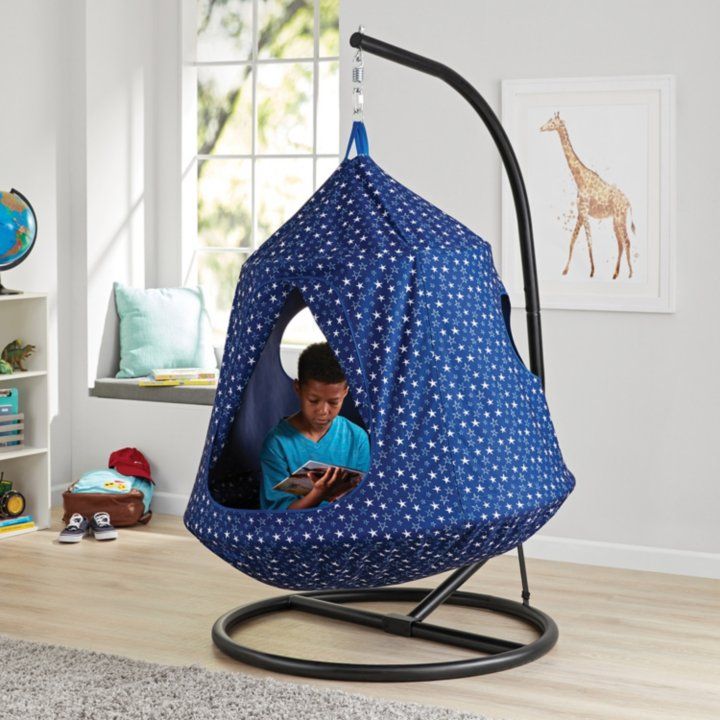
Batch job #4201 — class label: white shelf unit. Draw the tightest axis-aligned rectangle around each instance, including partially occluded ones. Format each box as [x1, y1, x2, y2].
[0, 293, 49, 533]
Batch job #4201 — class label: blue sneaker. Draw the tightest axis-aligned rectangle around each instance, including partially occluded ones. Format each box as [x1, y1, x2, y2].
[89, 512, 118, 541]
[59, 513, 89, 543]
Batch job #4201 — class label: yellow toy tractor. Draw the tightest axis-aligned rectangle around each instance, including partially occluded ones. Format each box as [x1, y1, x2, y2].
[0, 472, 26, 518]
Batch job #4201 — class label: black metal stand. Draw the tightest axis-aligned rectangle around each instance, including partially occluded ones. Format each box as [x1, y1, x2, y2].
[214, 581, 558, 682]
[213, 32, 557, 681]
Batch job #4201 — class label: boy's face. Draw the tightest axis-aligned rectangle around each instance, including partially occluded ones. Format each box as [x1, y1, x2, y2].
[294, 378, 349, 432]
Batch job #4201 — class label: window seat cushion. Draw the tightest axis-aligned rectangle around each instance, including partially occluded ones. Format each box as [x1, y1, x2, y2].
[91, 377, 215, 406]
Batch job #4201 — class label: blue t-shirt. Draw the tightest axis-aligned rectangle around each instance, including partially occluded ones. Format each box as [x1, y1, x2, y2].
[260, 415, 371, 511]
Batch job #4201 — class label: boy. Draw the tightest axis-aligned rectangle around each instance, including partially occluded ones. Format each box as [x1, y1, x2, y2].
[259, 342, 370, 511]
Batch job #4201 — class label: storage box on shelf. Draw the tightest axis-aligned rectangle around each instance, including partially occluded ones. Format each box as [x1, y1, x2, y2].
[0, 413, 24, 451]
[0, 293, 49, 533]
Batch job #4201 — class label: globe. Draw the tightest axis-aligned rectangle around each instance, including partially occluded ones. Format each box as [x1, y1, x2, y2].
[0, 189, 37, 294]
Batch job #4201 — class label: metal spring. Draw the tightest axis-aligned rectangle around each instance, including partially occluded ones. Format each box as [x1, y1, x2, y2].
[352, 65, 364, 84]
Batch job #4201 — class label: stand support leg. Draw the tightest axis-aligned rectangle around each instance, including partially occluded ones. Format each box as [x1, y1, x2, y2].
[408, 560, 487, 621]
[517, 543, 531, 605]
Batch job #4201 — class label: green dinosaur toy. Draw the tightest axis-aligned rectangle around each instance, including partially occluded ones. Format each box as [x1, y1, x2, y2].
[0, 358, 12, 374]
[1, 340, 36, 372]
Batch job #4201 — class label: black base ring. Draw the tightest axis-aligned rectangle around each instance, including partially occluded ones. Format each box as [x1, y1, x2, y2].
[212, 587, 558, 682]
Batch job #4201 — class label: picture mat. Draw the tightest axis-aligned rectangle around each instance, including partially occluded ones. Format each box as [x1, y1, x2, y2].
[501, 76, 675, 312]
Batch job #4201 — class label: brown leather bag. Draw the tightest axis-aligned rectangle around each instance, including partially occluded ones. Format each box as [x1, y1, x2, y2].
[62, 487, 152, 527]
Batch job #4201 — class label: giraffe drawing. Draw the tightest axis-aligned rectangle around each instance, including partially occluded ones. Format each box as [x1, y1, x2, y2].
[540, 112, 636, 279]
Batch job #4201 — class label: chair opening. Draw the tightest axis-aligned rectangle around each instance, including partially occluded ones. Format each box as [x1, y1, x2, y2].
[209, 288, 367, 510]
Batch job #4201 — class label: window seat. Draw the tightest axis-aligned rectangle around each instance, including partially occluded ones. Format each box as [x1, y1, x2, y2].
[91, 377, 216, 406]
[90, 289, 221, 407]
[90, 290, 305, 406]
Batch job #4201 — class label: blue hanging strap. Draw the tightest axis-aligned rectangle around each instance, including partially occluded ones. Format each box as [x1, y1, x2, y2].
[344, 121, 370, 160]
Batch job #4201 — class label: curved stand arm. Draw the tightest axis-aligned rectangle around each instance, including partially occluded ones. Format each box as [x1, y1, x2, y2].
[350, 32, 545, 383]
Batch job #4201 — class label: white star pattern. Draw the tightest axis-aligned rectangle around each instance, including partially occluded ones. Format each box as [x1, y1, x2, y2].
[184, 154, 575, 591]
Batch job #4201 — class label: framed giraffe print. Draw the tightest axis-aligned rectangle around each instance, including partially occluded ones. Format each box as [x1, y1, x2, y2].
[501, 76, 675, 312]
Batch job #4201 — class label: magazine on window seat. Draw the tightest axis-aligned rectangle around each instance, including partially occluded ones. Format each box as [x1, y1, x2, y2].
[272, 461, 366, 497]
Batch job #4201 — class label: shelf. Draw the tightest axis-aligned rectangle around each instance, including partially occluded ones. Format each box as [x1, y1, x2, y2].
[0, 293, 50, 529]
[0, 370, 47, 382]
[0, 292, 47, 302]
[0, 446, 48, 461]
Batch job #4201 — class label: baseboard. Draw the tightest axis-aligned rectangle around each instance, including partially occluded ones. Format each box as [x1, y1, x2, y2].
[147, 490, 189, 518]
[511, 534, 720, 580]
[51, 484, 719, 579]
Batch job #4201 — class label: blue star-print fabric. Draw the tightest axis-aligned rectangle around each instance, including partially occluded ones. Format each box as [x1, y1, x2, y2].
[184, 122, 576, 591]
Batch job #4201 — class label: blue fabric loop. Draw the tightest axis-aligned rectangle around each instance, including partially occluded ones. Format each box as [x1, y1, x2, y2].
[344, 121, 370, 160]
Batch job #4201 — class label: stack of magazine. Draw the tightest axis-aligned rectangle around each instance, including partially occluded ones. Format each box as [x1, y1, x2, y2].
[0, 514, 35, 539]
[139, 368, 218, 388]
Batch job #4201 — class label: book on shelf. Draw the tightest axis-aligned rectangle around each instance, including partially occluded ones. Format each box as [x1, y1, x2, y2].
[0, 525, 36, 539]
[0, 514, 32, 528]
[0, 519, 36, 538]
[151, 368, 218, 381]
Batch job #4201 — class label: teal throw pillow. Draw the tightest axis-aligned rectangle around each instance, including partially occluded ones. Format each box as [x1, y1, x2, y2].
[114, 283, 218, 379]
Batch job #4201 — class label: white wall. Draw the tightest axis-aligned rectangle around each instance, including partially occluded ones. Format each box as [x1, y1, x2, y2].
[0, 1, 73, 492]
[341, 0, 720, 576]
[66, 0, 208, 516]
[4, 0, 717, 576]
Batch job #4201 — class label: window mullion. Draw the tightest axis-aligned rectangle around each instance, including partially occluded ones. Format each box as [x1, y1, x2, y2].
[196, 247, 252, 255]
[198, 153, 341, 161]
[312, 0, 319, 190]
[193, 56, 339, 68]
[251, 0, 258, 251]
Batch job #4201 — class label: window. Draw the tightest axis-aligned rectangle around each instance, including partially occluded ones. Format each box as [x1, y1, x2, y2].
[190, 0, 339, 344]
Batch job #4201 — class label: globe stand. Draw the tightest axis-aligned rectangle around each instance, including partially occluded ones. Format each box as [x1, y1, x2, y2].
[0, 276, 21, 296]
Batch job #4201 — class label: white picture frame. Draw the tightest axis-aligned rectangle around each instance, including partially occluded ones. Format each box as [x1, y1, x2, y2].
[501, 76, 675, 313]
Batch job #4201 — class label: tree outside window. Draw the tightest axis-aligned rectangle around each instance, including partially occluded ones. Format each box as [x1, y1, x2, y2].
[194, 0, 339, 345]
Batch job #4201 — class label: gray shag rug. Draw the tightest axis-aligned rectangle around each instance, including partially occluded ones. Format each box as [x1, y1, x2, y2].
[0, 635, 497, 720]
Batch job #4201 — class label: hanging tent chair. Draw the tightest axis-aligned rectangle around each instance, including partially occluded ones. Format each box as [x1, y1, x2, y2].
[185, 33, 575, 682]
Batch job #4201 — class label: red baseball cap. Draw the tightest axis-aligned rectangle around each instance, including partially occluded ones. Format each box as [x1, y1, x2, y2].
[108, 447, 153, 483]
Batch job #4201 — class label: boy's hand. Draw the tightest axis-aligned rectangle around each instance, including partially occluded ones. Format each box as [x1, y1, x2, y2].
[289, 467, 361, 509]
[326, 470, 361, 502]
[308, 466, 359, 502]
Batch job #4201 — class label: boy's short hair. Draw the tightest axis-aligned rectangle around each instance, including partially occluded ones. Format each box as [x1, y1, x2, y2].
[298, 342, 347, 385]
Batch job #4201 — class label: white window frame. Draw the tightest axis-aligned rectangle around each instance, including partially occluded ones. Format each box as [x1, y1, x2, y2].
[180, 0, 340, 337]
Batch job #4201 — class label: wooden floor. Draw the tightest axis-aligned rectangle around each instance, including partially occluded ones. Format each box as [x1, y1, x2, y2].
[2, 511, 718, 720]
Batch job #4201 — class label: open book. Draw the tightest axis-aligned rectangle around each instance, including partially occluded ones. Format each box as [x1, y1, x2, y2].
[272, 460, 366, 497]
